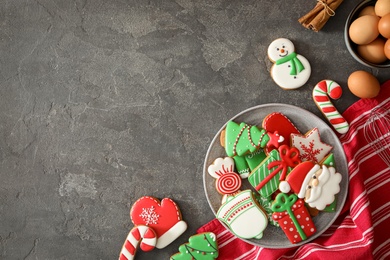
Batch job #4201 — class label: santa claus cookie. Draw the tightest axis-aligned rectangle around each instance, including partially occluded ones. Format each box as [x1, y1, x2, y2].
[267, 38, 311, 90]
[279, 161, 342, 211]
[130, 196, 187, 249]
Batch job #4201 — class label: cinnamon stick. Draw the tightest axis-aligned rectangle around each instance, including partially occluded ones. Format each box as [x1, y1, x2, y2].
[298, 0, 344, 32]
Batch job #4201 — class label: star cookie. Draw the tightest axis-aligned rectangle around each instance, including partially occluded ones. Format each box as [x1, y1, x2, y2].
[291, 128, 332, 163]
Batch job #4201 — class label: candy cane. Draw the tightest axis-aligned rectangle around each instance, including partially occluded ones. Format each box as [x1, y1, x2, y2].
[119, 225, 157, 260]
[313, 80, 349, 134]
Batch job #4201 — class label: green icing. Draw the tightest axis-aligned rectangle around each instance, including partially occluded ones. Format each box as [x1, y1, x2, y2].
[225, 121, 269, 157]
[322, 153, 335, 167]
[233, 155, 250, 178]
[248, 149, 292, 198]
[245, 149, 267, 171]
[170, 232, 219, 260]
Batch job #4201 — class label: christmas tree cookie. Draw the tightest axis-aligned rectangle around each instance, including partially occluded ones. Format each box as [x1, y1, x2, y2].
[170, 232, 218, 260]
[221, 121, 283, 157]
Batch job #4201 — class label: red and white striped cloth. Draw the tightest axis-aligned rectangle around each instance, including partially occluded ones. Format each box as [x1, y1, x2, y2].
[198, 80, 390, 260]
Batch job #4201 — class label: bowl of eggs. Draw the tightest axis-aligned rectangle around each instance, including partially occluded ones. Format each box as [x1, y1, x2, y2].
[345, 0, 390, 68]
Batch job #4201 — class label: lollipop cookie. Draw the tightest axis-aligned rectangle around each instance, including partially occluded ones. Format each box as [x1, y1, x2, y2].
[268, 38, 311, 90]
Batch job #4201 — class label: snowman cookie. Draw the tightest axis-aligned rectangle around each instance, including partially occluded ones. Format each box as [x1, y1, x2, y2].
[268, 38, 311, 90]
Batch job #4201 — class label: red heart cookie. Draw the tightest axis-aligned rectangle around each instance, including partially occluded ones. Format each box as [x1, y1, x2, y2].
[263, 112, 300, 151]
[130, 196, 187, 249]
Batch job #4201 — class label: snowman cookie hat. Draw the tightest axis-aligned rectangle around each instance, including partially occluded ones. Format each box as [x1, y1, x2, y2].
[279, 161, 320, 198]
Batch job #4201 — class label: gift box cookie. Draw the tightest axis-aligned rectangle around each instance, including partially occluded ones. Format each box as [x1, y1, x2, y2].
[248, 145, 300, 198]
[272, 193, 316, 244]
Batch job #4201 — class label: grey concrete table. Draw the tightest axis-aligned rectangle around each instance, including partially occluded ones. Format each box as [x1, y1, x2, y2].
[0, 0, 388, 259]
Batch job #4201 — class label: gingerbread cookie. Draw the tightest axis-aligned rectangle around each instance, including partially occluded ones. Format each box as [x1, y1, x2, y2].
[217, 189, 268, 239]
[170, 232, 219, 260]
[313, 80, 349, 135]
[262, 112, 301, 152]
[272, 193, 316, 244]
[291, 127, 333, 163]
[130, 196, 187, 249]
[268, 38, 311, 90]
[119, 225, 157, 260]
[207, 157, 242, 195]
[222, 121, 283, 157]
[248, 145, 301, 198]
[278, 161, 342, 210]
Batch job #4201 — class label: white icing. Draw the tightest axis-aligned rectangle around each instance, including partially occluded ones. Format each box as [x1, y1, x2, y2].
[268, 38, 311, 90]
[155, 220, 187, 249]
[217, 190, 268, 239]
[298, 164, 321, 198]
[279, 180, 291, 193]
[306, 166, 342, 210]
[291, 128, 333, 163]
[208, 157, 235, 179]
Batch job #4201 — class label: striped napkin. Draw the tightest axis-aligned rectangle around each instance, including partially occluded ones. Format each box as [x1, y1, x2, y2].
[198, 80, 390, 260]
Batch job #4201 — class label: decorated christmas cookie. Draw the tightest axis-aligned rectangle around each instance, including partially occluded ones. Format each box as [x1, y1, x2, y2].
[207, 157, 235, 179]
[279, 162, 342, 210]
[248, 145, 301, 198]
[217, 190, 268, 239]
[207, 157, 242, 195]
[291, 127, 333, 163]
[130, 196, 187, 249]
[215, 172, 242, 195]
[119, 225, 157, 260]
[272, 193, 316, 244]
[313, 80, 349, 135]
[170, 232, 219, 260]
[221, 121, 283, 157]
[268, 38, 311, 90]
[262, 112, 301, 152]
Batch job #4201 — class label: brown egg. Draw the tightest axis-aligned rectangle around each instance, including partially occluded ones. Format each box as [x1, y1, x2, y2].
[385, 38, 390, 59]
[349, 15, 380, 45]
[378, 13, 390, 38]
[375, 0, 390, 17]
[357, 37, 387, 64]
[348, 71, 380, 99]
[359, 5, 376, 17]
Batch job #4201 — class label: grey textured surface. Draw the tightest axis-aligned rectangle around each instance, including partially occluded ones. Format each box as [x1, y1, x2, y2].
[0, 0, 388, 259]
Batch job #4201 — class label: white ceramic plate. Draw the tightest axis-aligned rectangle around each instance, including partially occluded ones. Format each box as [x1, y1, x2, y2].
[203, 103, 349, 248]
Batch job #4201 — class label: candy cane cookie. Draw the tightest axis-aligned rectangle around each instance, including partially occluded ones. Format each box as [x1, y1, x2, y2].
[119, 225, 157, 260]
[312, 80, 349, 134]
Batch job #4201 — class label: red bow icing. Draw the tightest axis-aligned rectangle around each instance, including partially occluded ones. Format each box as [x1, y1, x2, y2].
[255, 145, 300, 191]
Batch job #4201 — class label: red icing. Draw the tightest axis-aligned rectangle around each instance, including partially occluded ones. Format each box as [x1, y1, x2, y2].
[131, 196, 182, 238]
[125, 240, 136, 255]
[314, 96, 329, 102]
[330, 87, 342, 99]
[272, 199, 316, 243]
[330, 118, 347, 124]
[322, 106, 336, 113]
[263, 112, 300, 151]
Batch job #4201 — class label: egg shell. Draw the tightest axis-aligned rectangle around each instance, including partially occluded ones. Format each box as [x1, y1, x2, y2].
[347, 71, 380, 99]
[349, 15, 380, 45]
[357, 37, 387, 64]
[385, 38, 390, 59]
[378, 13, 390, 38]
[375, 0, 390, 17]
[359, 5, 376, 17]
